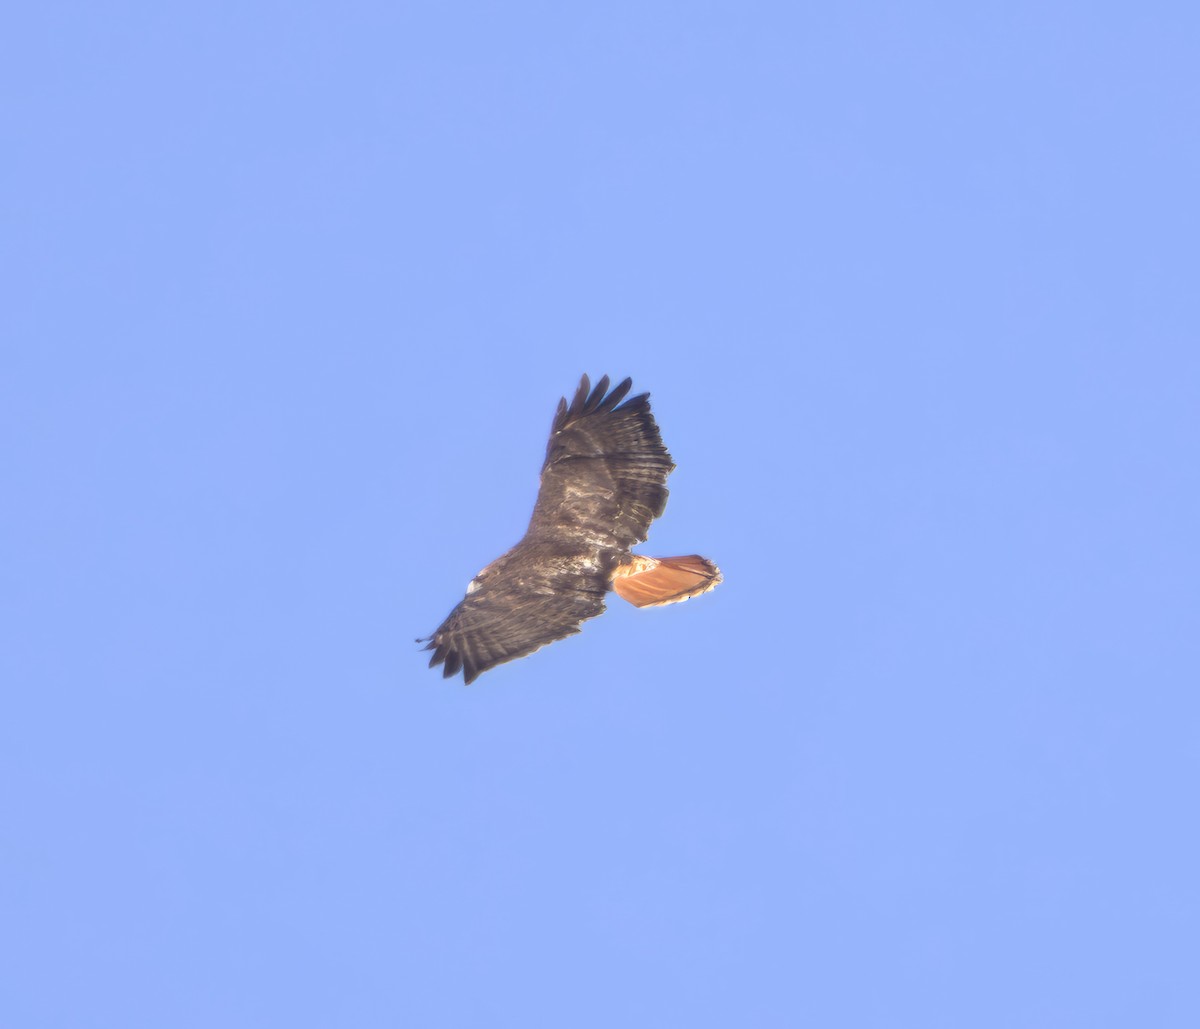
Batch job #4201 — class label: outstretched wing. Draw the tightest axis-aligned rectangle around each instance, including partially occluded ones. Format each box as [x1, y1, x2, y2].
[530, 374, 676, 549]
[423, 555, 609, 684]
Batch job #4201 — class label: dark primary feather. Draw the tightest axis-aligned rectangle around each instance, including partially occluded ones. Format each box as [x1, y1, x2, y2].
[424, 374, 676, 684]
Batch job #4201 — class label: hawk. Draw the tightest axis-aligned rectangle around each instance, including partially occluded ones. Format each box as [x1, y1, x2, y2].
[422, 374, 721, 684]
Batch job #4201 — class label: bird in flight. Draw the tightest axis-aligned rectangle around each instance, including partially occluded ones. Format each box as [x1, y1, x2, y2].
[422, 374, 721, 683]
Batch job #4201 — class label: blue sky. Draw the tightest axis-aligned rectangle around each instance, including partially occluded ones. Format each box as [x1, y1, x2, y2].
[4, 2, 1199, 1026]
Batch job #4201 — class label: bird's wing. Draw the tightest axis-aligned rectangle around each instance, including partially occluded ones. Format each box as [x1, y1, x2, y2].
[528, 374, 676, 550]
[423, 553, 608, 684]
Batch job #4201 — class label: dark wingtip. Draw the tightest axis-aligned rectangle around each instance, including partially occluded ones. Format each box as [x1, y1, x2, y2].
[599, 376, 633, 412]
[555, 375, 592, 430]
[559, 374, 639, 423]
[585, 374, 611, 412]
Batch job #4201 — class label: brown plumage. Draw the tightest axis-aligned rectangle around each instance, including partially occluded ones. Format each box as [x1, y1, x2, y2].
[422, 374, 721, 684]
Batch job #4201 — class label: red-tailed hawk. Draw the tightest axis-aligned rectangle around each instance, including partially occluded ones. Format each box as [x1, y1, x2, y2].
[422, 374, 721, 683]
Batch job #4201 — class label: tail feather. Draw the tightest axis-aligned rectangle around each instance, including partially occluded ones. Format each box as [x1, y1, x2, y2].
[611, 555, 722, 608]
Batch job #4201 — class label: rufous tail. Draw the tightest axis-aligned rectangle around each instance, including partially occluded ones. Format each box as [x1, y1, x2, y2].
[610, 555, 722, 608]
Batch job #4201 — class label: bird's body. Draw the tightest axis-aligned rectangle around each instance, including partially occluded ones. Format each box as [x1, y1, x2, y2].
[423, 375, 720, 683]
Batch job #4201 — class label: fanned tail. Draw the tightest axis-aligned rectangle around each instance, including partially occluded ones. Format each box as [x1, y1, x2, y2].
[611, 555, 722, 608]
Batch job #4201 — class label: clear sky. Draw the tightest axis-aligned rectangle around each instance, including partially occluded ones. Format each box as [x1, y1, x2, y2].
[4, 3, 1199, 1027]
